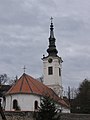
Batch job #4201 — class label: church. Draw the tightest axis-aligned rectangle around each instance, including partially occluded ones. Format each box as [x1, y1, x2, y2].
[5, 19, 70, 113]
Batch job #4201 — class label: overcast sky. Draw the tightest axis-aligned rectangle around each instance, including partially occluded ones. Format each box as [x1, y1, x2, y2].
[0, 0, 90, 89]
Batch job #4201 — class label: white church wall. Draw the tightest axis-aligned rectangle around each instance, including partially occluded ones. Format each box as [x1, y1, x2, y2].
[62, 107, 70, 113]
[5, 94, 40, 111]
[5, 95, 12, 111]
[55, 103, 70, 113]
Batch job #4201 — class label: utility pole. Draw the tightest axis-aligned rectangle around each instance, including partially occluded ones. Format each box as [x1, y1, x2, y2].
[68, 86, 71, 102]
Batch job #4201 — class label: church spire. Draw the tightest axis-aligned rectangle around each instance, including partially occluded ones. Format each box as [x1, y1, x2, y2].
[47, 17, 58, 56]
[50, 17, 54, 38]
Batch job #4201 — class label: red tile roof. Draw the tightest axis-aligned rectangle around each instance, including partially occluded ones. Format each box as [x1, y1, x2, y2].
[6, 73, 69, 108]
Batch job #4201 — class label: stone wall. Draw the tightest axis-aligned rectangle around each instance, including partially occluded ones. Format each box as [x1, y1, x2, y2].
[5, 111, 35, 120]
[60, 113, 90, 120]
[0, 111, 90, 120]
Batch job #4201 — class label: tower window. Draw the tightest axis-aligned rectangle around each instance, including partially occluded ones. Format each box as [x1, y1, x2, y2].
[48, 67, 53, 75]
[59, 68, 61, 76]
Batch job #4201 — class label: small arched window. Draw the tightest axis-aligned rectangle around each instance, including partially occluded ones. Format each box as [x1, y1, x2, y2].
[13, 99, 18, 110]
[34, 100, 38, 110]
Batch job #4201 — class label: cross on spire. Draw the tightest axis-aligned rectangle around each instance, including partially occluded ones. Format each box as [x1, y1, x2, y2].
[23, 65, 26, 73]
[50, 17, 53, 23]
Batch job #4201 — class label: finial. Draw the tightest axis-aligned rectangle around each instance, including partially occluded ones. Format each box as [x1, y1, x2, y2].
[23, 65, 26, 73]
[50, 17, 54, 38]
[50, 17, 53, 23]
[50, 17, 54, 31]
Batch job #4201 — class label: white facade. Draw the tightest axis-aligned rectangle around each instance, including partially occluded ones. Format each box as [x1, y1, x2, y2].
[43, 56, 63, 97]
[5, 93, 70, 113]
[62, 107, 70, 113]
[5, 94, 40, 111]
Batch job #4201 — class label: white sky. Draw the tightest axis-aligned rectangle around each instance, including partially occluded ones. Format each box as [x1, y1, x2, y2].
[0, 0, 90, 89]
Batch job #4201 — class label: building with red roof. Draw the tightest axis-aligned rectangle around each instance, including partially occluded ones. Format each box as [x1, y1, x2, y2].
[5, 73, 69, 112]
[5, 19, 70, 113]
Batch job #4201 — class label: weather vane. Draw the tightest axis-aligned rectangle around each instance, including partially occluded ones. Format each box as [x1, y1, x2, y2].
[23, 65, 26, 73]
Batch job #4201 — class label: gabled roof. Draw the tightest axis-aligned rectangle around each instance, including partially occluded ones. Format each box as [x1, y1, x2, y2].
[6, 73, 69, 108]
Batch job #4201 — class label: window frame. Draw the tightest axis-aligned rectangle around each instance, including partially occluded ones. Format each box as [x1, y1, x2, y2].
[48, 66, 53, 75]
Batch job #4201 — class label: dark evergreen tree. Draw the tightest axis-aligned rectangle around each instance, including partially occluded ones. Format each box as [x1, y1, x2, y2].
[36, 96, 60, 120]
[71, 79, 90, 114]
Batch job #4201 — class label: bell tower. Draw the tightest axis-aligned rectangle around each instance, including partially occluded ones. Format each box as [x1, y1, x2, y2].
[42, 18, 63, 97]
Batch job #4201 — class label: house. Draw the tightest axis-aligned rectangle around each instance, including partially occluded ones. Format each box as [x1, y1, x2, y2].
[5, 18, 70, 113]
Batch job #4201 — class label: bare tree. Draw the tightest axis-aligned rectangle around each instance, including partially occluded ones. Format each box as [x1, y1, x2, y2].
[0, 74, 8, 85]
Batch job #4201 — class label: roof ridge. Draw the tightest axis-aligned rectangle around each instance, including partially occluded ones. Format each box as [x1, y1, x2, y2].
[26, 74, 43, 94]
[19, 75, 24, 92]
[24, 75, 33, 93]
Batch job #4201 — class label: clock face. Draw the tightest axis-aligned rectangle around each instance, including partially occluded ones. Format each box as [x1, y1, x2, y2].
[48, 58, 53, 63]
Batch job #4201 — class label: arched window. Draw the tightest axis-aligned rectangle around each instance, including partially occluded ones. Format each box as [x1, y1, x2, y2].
[34, 100, 38, 110]
[13, 99, 18, 110]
